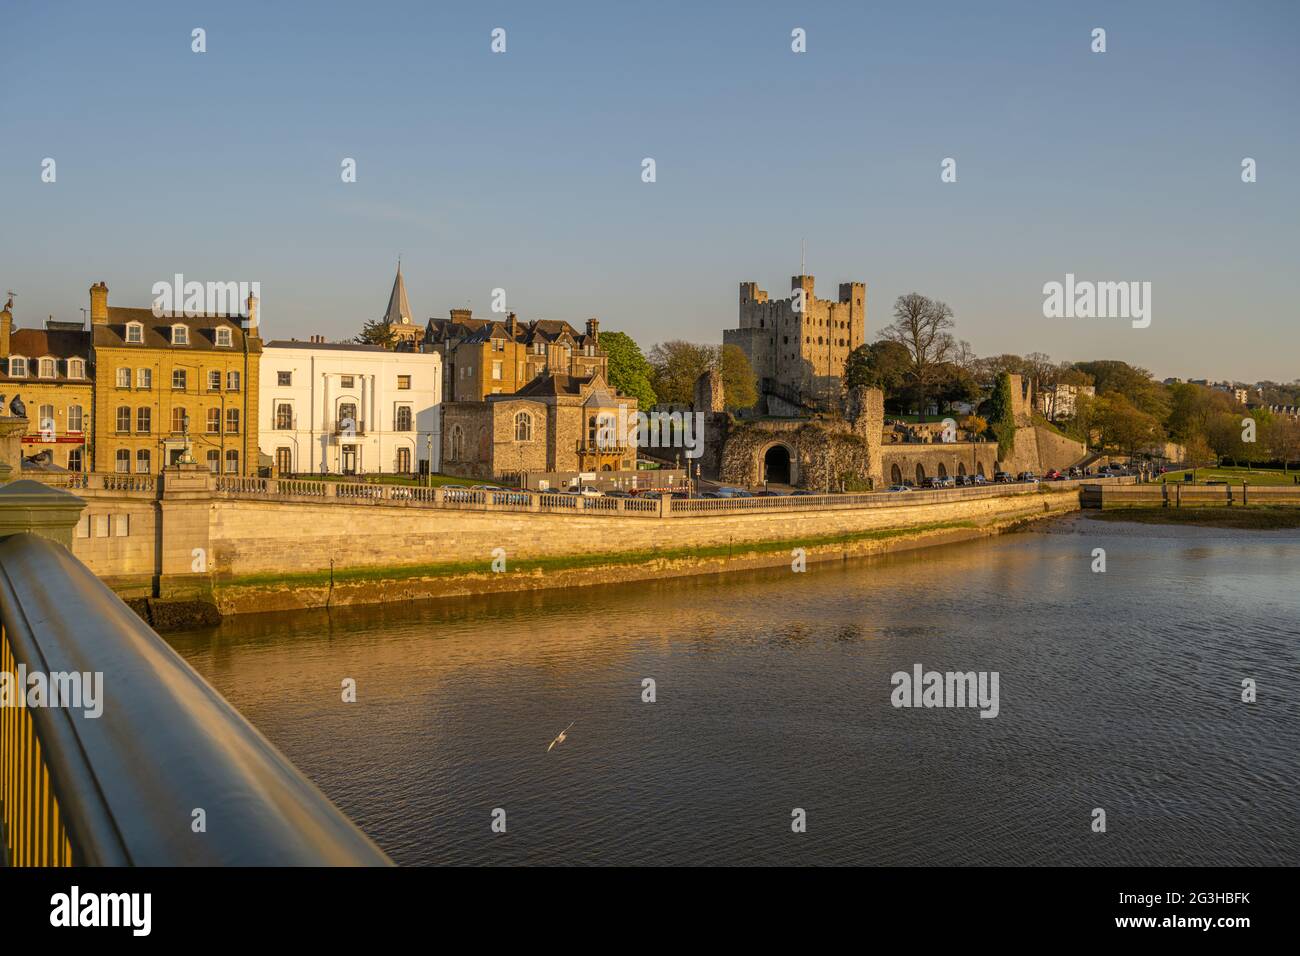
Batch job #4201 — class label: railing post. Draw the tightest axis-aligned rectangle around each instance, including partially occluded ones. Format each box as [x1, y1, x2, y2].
[0, 480, 87, 546]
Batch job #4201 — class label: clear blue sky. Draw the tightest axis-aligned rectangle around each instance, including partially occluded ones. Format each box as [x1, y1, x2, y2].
[2, 0, 1296, 382]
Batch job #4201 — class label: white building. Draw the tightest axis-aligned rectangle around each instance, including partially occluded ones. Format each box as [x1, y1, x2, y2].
[259, 340, 441, 476]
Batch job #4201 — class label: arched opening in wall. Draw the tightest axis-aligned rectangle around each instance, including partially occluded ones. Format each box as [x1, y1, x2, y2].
[601, 463, 613, 471]
[957, 462, 967, 477]
[915, 464, 926, 485]
[763, 444, 791, 485]
[890, 463, 902, 485]
[977, 462, 986, 477]
[937, 463, 948, 479]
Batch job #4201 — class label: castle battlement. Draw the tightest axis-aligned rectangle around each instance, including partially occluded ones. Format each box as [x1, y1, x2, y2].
[724, 274, 866, 413]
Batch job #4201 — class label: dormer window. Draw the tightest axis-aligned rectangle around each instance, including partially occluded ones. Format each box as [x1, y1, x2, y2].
[171, 324, 189, 346]
[215, 327, 232, 347]
[125, 322, 144, 344]
[8, 356, 27, 377]
[39, 358, 57, 379]
[68, 358, 85, 379]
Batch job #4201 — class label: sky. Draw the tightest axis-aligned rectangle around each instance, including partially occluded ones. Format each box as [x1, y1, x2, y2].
[1, 0, 1297, 382]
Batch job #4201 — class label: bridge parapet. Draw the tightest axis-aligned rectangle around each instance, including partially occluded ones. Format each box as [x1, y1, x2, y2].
[0, 482, 391, 866]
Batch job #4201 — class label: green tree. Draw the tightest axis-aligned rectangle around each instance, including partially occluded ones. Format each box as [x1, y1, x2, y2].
[356, 318, 397, 349]
[717, 343, 758, 411]
[1093, 393, 1161, 457]
[600, 331, 657, 409]
[878, 293, 956, 421]
[1072, 359, 1171, 421]
[985, 371, 1018, 459]
[648, 340, 713, 406]
[844, 340, 911, 398]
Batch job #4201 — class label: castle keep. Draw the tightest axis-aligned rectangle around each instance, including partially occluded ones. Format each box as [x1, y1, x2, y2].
[724, 275, 865, 414]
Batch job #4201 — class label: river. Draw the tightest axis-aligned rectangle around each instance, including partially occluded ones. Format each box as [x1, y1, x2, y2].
[168, 515, 1300, 865]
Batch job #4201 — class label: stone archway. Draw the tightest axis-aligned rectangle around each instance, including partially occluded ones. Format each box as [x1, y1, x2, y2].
[890, 463, 903, 485]
[977, 462, 986, 477]
[957, 462, 966, 476]
[915, 463, 926, 485]
[937, 463, 948, 479]
[763, 443, 793, 484]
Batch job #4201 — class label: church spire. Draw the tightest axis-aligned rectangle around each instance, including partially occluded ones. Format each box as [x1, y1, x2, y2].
[383, 259, 413, 326]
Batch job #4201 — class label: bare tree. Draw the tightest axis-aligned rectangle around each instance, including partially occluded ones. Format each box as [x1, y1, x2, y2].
[878, 293, 955, 420]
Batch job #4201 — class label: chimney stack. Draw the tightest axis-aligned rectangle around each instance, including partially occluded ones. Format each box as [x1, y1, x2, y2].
[89, 282, 109, 325]
[585, 317, 600, 344]
[245, 292, 259, 338]
[0, 296, 11, 358]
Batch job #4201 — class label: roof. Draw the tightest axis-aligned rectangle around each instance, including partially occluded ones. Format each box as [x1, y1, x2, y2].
[428, 314, 598, 350]
[265, 340, 390, 352]
[383, 263, 414, 326]
[6, 328, 92, 360]
[94, 307, 260, 352]
[514, 373, 592, 397]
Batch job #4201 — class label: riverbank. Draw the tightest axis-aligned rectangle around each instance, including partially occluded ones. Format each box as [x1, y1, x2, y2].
[183, 490, 1076, 622]
[1090, 505, 1300, 529]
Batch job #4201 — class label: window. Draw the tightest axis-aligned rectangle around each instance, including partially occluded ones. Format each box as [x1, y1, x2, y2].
[226, 408, 240, 433]
[125, 323, 143, 344]
[397, 375, 411, 390]
[338, 402, 357, 433]
[514, 411, 532, 442]
[68, 405, 84, 433]
[341, 375, 354, 388]
[7, 357, 25, 377]
[116, 406, 131, 432]
[116, 367, 131, 388]
[171, 324, 189, 345]
[171, 407, 189, 433]
[396, 447, 411, 473]
[39, 358, 56, 378]
[136, 407, 151, 433]
[277, 370, 292, 386]
[206, 450, 220, 474]
[227, 370, 240, 392]
[115, 449, 130, 473]
[215, 327, 232, 347]
[208, 370, 221, 391]
[224, 449, 239, 474]
[172, 369, 186, 390]
[137, 368, 152, 389]
[135, 449, 151, 474]
[68, 358, 85, 379]
[206, 408, 220, 434]
[275, 447, 292, 475]
[449, 425, 463, 461]
[275, 403, 293, 430]
[68, 448, 82, 472]
[38, 404, 55, 438]
[492, 361, 502, 381]
[492, 339, 505, 352]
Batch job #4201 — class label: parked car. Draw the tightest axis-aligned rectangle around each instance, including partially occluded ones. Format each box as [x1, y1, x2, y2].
[993, 471, 1013, 483]
[604, 490, 633, 498]
[887, 484, 911, 492]
[969, 474, 987, 485]
[574, 485, 604, 498]
[754, 490, 787, 497]
[714, 487, 753, 498]
[789, 490, 818, 496]
[1017, 472, 1039, 483]
[1044, 469, 1062, 480]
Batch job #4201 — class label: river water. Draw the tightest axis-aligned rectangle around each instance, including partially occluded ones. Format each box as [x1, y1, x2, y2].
[168, 515, 1300, 866]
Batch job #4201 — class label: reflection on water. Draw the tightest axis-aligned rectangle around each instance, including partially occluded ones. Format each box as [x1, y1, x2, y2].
[168, 515, 1300, 865]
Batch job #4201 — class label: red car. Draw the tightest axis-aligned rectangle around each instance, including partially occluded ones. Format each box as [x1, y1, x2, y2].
[1044, 469, 1062, 480]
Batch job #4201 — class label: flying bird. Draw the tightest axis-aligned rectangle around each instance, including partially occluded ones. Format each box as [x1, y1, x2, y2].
[546, 721, 575, 753]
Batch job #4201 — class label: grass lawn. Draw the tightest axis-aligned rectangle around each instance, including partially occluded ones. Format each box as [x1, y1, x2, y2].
[1157, 466, 1299, 487]
[1091, 506, 1300, 529]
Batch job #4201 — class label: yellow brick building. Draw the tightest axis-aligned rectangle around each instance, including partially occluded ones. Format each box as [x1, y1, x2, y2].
[0, 296, 95, 471]
[88, 282, 262, 475]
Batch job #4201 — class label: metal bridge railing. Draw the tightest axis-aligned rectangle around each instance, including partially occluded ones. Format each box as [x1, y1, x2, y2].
[0, 480, 391, 866]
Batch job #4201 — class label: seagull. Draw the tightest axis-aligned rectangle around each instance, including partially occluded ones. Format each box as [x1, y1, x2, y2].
[546, 721, 575, 753]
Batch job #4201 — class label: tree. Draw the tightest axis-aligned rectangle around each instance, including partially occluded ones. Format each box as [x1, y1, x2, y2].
[985, 372, 1018, 459]
[717, 343, 757, 411]
[1072, 359, 1170, 421]
[648, 341, 713, 406]
[601, 331, 657, 410]
[356, 318, 397, 348]
[1265, 415, 1300, 472]
[877, 293, 956, 420]
[844, 340, 911, 397]
[960, 414, 988, 440]
[1093, 393, 1161, 457]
